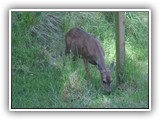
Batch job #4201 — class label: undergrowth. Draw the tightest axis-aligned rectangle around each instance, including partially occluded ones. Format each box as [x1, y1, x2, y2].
[11, 11, 149, 109]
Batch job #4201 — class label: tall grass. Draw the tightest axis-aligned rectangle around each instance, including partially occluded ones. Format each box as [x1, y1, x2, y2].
[11, 11, 149, 108]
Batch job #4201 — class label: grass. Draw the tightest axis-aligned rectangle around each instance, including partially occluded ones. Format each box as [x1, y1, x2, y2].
[11, 11, 149, 109]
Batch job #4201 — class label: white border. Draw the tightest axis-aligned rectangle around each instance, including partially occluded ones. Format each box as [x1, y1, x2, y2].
[9, 9, 151, 111]
[9, 9, 150, 12]
[149, 9, 151, 111]
[9, 9, 12, 111]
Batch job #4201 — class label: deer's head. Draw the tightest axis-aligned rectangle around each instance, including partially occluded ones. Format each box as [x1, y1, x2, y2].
[99, 62, 114, 94]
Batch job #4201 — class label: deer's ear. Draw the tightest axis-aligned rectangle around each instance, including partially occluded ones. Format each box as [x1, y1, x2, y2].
[109, 62, 114, 71]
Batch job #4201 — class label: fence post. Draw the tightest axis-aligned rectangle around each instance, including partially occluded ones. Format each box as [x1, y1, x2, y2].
[115, 12, 125, 83]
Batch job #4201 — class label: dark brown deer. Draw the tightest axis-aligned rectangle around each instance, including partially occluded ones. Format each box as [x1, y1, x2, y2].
[65, 27, 114, 94]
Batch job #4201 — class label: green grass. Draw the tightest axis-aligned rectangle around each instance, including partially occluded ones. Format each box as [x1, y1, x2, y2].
[11, 11, 149, 109]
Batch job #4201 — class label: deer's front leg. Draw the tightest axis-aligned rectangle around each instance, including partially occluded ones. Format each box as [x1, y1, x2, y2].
[83, 58, 90, 82]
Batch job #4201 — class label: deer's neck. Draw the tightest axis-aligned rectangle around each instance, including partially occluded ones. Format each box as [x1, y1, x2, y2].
[97, 55, 107, 73]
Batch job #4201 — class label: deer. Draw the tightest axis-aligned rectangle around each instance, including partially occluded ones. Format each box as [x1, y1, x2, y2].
[65, 27, 114, 94]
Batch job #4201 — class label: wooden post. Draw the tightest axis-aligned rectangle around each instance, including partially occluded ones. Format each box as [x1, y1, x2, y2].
[115, 12, 125, 83]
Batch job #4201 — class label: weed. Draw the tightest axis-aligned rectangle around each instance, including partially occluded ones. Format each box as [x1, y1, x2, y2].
[11, 11, 149, 109]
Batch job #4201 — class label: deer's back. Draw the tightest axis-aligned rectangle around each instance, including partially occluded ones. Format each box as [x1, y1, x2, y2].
[65, 28, 105, 64]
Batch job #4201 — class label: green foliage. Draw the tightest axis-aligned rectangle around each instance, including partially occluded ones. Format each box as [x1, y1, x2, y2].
[11, 11, 149, 109]
[103, 12, 115, 23]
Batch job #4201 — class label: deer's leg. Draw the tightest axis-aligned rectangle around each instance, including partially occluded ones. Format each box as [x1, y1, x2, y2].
[65, 46, 70, 56]
[83, 58, 90, 82]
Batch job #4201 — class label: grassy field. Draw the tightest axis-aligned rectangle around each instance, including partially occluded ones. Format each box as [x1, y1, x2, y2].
[11, 11, 149, 109]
